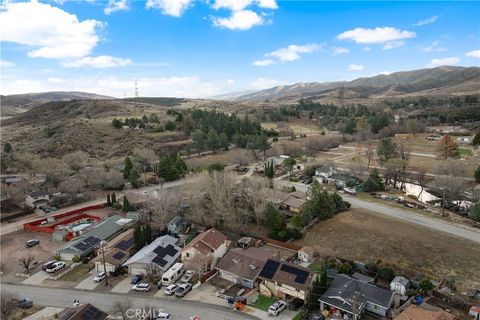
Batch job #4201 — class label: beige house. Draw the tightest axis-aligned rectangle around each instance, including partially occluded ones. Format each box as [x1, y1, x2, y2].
[181, 228, 229, 272]
[25, 191, 49, 209]
[92, 229, 134, 273]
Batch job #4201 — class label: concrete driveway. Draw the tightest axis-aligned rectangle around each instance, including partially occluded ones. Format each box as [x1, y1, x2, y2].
[23, 307, 64, 320]
[110, 277, 131, 293]
[74, 272, 102, 290]
[22, 270, 49, 285]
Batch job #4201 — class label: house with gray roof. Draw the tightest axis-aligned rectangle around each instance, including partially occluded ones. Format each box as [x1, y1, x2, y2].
[167, 216, 186, 235]
[319, 274, 394, 319]
[122, 235, 181, 275]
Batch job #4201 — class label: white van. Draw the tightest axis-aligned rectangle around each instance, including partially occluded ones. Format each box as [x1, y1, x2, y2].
[160, 263, 185, 286]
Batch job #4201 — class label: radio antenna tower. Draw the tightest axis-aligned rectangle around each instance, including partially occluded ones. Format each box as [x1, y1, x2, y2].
[134, 80, 139, 106]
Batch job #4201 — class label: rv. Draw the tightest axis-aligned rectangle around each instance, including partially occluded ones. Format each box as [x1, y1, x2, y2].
[160, 263, 185, 286]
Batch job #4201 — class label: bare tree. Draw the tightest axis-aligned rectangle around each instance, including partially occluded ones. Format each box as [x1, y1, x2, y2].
[62, 151, 89, 173]
[0, 291, 18, 319]
[241, 177, 270, 225]
[433, 174, 465, 216]
[133, 147, 158, 170]
[100, 169, 124, 190]
[33, 157, 69, 191]
[19, 256, 35, 274]
[415, 168, 427, 198]
[149, 188, 176, 228]
[364, 141, 376, 170]
[111, 298, 133, 320]
[144, 264, 161, 285]
[397, 141, 411, 190]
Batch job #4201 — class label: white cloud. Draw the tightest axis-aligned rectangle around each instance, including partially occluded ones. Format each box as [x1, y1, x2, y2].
[47, 77, 64, 83]
[267, 44, 319, 61]
[427, 57, 460, 67]
[363, 47, 372, 52]
[252, 59, 276, 66]
[0, 59, 15, 68]
[226, 79, 235, 85]
[0, 0, 102, 59]
[378, 70, 392, 75]
[382, 41, 405, 50]
[63, 55, 133, 68]
[337, 27, 416, 48]
[211, 0, 277, 11]
[104, 0, 128, 15]
[332, 47, 350, 56]
[212, 9, 264, 30]
[145, 0, 193, 17]
[250, 77, 284, 90]
[421, 40, 447, 52]
[256, 0, 277, 9]
[466, 50, 480, 58]
[348, 64, 364, 71]
[414, 15, 439, 27]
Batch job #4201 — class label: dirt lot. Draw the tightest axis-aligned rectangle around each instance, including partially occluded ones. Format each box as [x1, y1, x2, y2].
[293, 208, 480, 291]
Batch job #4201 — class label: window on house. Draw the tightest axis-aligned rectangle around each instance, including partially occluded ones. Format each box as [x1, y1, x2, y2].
[185, 252, 190, 258]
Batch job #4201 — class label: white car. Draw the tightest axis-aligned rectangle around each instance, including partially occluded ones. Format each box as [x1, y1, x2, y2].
[132, 283, 151, 292]
[181, 270, 196, 283]
[155, 312, 172, 320]
[164, 284, 179, 295]
[93, 272, 106, 282]
[45, 262, 66, 273]
[268, 300, 287, 316]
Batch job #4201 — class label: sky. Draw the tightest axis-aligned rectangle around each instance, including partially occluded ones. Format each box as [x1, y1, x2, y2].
[1, 0, 479, 98]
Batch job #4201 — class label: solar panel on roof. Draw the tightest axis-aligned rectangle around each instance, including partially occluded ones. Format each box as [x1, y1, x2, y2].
[152, 255, 168, 267]
[153, 244, 178, 258]
[112, 252, 126, 260]
[115, 238, 134, 250]
[259, 259, 280, 279]
[280, 264, 310, 284]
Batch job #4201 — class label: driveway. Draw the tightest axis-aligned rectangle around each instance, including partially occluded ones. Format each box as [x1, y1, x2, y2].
[22, 270, 49, 285]
[23, 307, 64, 320]
[110, 277, 132, 293]
[74, 272, 101, 290]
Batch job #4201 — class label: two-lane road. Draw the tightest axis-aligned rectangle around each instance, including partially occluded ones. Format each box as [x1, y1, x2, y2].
[1, 284, 258, 320]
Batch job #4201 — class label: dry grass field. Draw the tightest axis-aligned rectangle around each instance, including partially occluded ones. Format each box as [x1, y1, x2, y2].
[293, 208, 480, 291]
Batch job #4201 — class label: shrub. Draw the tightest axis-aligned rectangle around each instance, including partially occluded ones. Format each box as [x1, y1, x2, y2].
[419, 278, 434, 292]
[72, 255, 81, 263]
[53, 254, 61, 261]
[378, 267, 395, 281]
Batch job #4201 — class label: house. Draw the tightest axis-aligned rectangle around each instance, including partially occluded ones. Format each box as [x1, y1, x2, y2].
[314, 165, 337, 182]
[122, 235, 181, 275]
[327, 174, 357, 188]
[216, 247, 272, 289]
[124, 192, 150, 210]
[390, 276, 410, 295]
[351, 272, 374, 284]
[395, 133, 414, 139]
[127, 210, 151, 222]
[140, 172, 160, 185]
[92, 229, 134, 273]
[281, 196, 306, 214]
[319, 274, 394, 319]
[257, 259, 314, 302]
[55, 216, 132, 260]
[265, 156, 286, 167]
[181, 228, 229, 271]
[167, 215, 186, 235]
[395, 304, 456, 320]
[298, 246, 314, 263]
[470, 306, 480, 320]
[59, 303, 108, 320]
[25, 191, 49, 209]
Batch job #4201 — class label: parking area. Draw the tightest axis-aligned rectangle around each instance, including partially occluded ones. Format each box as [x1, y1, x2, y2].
[110, 277, 132, 293]
[74, 271, 101, 290]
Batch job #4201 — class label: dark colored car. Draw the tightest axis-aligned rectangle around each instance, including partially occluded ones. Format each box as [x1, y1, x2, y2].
[131, 274, 143, 284]
[25, 239, 40, 248]
[17, 298, 33, 309]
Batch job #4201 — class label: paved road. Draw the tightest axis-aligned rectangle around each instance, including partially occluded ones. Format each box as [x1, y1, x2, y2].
[1, 283, 258, 320]
[278, 180, 480, 244]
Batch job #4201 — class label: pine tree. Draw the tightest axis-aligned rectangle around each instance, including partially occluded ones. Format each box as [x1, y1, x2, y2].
[129, 167, 141, 189]
[111, 192, 116, 205]
[107, 194, 111, 206]
[207, 128, 220, 154]
[124, 156, 133, 179]
[133, 224, 142, 251]
[122, 196, 130, 212]
[143, 224, 152, 245]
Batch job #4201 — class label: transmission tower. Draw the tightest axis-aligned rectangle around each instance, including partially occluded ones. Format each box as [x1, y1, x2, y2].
[134, 80, 139, 106]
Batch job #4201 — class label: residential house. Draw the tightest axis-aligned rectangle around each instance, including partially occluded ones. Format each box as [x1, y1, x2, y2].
[281, 196, 306, 214]
[390, 276, 410, 295]
[59, 303, 108, 320]
[25, 191, 49, 209]
[181, 228, 229, 272]
[265, 156, 286, 167]
[351, 272, 374, 284]
[257, 259, 314, 302]
[327, 174, 357, 188]
[319, 274, 394, 319]
[92, 229, 134, 273]
[298, 246, 314, 263]
[470, 306, 480, 320]
[55, 216, 132, 260]
[122, 235, 181, 275]
[127, 210, 151, 222]
[124, 192, 150, 210]
[216, 247, 272, 289]
[314, 165, 337, 183]
[396, 304, 456, 320]
[167, 215, 186, 235]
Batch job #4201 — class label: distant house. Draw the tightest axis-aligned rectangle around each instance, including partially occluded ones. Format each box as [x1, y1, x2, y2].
[314, 165, 337, 182]
[59, 303, 108, 320]
[298, 246, 314, 263]
[127, 210, 151, 223]
[326, 174, 357, 188]
[281, 196, 306, 214]
[396, 304, 455, 320]
[395, 133, 414, 139]
[92, 229, 134, 273]
[257, 258, 314, 302]
[124, 192, 150, 210]
[265, 156, 286, 167]
[167, 216, 186, 235]
[470, 306, 480, 320]
[216, 247, 272, 289]
[181, 228, 229, 272]
[25, 191, 49, 209]
[318, 274, 394, 319]
[390, 276, 410, 295]
[122, 235, 181, 275]
[140, 172, 160, 185]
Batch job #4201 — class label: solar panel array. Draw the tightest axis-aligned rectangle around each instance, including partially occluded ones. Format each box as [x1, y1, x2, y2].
[112, 252, 126, 260]
[152, 255, 168, 267]
[259, 259, 280, 279]
[115, 238, 134, 251]
[280, 264, 310, 284]
[72, 236, 101, 253]
[79, 304, 106, 320]
[152, 244, 179, 268]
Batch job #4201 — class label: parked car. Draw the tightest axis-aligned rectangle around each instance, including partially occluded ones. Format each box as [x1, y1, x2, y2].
[163, 284, 179, 295]
[45, 262, 65, 273]
[181, 270, 196, 283]
[268, 300, 287, 316]
[343, 187, 356, 196]
[175, 283, 192, 297]
[25, 239, 40, 248]
[132, 283, 151, 292]
[93, 272, 106, 282]
[131, 274, 143, 284]
[17, 298, 33, 309]
[42, 261, 56, 271]
[155, 312, 172, 320]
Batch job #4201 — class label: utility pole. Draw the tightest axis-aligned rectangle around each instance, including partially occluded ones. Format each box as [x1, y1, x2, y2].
[134, 80, 139, 107]
[100, 240, 108, 286]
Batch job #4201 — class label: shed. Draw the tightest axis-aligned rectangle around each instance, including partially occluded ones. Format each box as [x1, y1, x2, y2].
[298, 246, 314, 263]
[390, 276, 410, 295]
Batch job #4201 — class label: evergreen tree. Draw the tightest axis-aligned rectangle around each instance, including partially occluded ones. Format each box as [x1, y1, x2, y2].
[111, 192, 116, 205]
[377, 138, 398, 165]
[129, 167, 141, 189]
[264, 161, 275, 179]
[308, 275, 322, 310]
[156, 152, 187, 181]
[107, 194, 111, 206]
[133, 224, 143, 251]
[3, 143, 12, 153]
[218, 132, 229, 150]
[122, 196, 131, 212]
[283, 157, 296, 175]
[256, 133, 270, 156]
[124, 156, 133, 179]
[362, 169, 384, 192]
[207, 128, 220, 154]
[472, 131, 480, 146]
[143, 224, 152, 245]
[112, 118, 122, 129]
[192, 129, 207, 152]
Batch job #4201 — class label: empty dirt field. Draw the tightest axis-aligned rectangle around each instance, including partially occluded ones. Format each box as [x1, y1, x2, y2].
[293, 208, 480, 291]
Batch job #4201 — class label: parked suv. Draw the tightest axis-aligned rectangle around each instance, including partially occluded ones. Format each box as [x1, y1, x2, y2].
[268, 300, 287, 316]
[132, 283, 151, 292]
[175, 283, 192, 297]
[42, 261, 56, 271]
[163, 284, 179, 295]
[45, 262, 65, 273]
[180, 270, 196, 283]
[25, 239, 40, 248]
[93, 272, 106, 282]
[17, 298, 33, 309]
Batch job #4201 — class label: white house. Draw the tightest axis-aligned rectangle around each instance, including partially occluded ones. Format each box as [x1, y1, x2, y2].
[181, 228, 229, 272]
[314, 165, 336, 183]
[298, 246, 314, 263]
[390, 276, 410, 295]
[25, 191, 49, 209]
